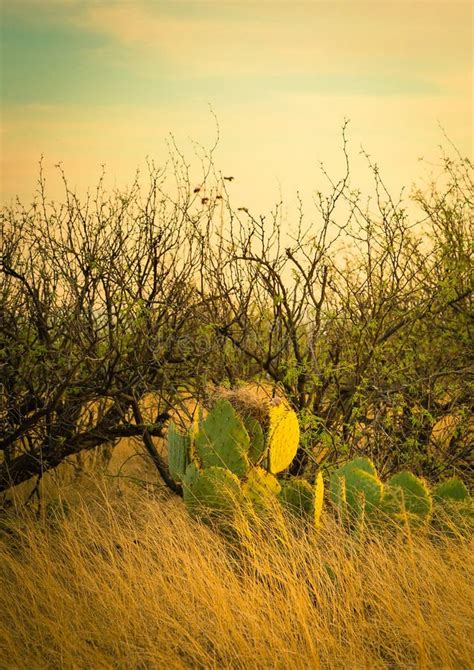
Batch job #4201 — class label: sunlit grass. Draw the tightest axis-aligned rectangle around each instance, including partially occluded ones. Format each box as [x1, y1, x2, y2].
[0, 480, 472, 669]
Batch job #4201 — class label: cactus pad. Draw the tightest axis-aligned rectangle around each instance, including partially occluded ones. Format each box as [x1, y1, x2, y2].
[343, 457, 377, 477]
[243, 467, 281, 513]
[195, 399, 250, 477]
[313, 471, 324, 527]
[431, 478, 472, 538]
[343, 467, 383, 513]
[167, 423, 190, 482]
[380, 485, 404, 515]
[279, 478, 314, 517]
[183, 465, 243, 520]
[329, 473, 348, 520]
[244, 416, 266, 465]
[387, 471, 432, 520]
[345, 468, 383, 512]
[330, 458, 382, 520]
[182, 463, 200, 507]
[432, 477, 469, 502]
[267, 402, 300, 473]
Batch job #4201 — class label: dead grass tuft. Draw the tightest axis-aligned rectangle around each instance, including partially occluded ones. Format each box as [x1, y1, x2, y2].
[212, 382, 288, 427]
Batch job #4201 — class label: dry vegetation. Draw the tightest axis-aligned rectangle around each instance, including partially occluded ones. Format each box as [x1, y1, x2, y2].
[1, 136, 472, 668]
[0, 477, 472, 670]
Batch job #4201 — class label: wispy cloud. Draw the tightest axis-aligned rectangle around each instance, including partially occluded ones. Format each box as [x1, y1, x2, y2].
[49, 2, 473, 87]
[3, 1, 471, 96]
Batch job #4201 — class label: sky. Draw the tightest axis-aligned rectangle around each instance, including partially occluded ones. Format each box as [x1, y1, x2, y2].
[1, 1, 472, 213]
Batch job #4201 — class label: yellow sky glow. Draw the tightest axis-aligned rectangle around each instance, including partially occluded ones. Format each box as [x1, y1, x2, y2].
[1, 1, 472, 213]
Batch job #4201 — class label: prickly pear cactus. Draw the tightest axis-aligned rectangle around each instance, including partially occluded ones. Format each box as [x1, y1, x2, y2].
[380, 484, 405, 516]
[279, 478, 314, 517]
[279, 471, 324, 527]
[244, 415, 266, 465]
[386, 471, 432, 522]
[267, 402, 300, 474]
[165, 391, 329, 533]
[195, 400, 251, 477]
[182, 465, 243, 521]
[313, 471, 325, 527]
[329, 473, 348, 522]
[432, 477, 469, 502]
[243, 467, 281, 514]
[167, 391, 474, 541]
[431, 477, 472, 538]
[181, 463, 200, 505]
[344, 457, 377, 477]
[330, 457, 383, 521]
[344, 467, 383, 513]
[167, 423, 190, 482]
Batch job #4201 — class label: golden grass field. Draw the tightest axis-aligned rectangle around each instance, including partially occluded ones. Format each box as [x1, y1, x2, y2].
[0, 467, 472, 670]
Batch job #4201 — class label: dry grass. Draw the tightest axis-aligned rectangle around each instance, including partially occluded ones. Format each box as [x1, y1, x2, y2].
[0, 481, 472, 670]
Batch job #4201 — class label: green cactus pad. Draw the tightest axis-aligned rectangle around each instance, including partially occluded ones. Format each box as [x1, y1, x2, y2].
[380, 485, 404, 515]
[195, 399, 250, 477]
[431, 479, 471, 538]
[244, 467, 281, 496]
[243, 467, 281, 513]
[183, 465, 243, 520]
[387, 471, 432, 520]
[432, 477, 469, 502]
[182, 462, 200, 487]
[279, 478, 313, 517]
[329, 473, 347, 518]
[432, 499, 474, 538]
[167, 423, 190, 482]
[244, 416, 266, 465]
[267, 402, 300, 473]
[182, 463, 200, 507]
[343, 457, 377, 477]
[344, 467, 383, 514]
[330, 458, 382, 523]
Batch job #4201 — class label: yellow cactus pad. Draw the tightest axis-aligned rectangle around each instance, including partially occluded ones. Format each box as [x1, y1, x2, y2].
[314, 471, 324, 528]
[243, 467, 281, 500]
[267, 402, 300, 473]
